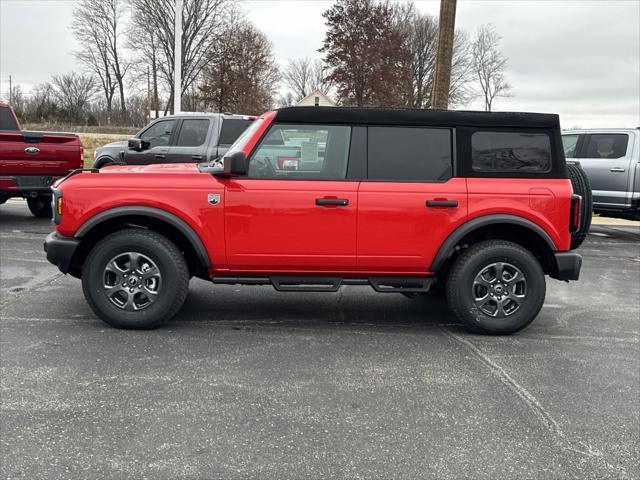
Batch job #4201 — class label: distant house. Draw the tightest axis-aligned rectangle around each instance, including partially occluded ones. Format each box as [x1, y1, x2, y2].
[296, 90, 336, 107]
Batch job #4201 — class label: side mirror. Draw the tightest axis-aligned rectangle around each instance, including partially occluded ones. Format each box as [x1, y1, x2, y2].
[128, 137, 143, 151]
[217, 151, 247, 177]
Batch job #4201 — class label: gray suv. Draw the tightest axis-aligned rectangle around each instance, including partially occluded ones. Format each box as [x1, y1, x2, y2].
[562, 128, 639, 219]
[93, 113, 255, 168]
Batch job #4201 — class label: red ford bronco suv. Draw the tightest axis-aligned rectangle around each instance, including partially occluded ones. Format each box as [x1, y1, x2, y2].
[44, 107, 590, 334]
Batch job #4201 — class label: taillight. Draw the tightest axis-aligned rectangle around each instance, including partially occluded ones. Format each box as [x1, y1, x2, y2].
[0, 177, 17, 190]
[570, 194, 582, 233]
[80, 146, 84, 167]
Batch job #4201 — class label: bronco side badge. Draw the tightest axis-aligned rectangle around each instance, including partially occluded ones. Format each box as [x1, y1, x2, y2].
[207, 194, 220, 205]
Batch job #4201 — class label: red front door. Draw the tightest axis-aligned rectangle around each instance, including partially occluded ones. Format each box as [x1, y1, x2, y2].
[224, 179, 359, 273]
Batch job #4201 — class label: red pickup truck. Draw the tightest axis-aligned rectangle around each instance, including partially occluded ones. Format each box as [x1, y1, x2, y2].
[45, 107, 591, 334]
[0, 102, 83, 217]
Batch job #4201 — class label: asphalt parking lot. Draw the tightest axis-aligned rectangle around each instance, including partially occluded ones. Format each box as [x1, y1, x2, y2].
[1, 199, 639, 480]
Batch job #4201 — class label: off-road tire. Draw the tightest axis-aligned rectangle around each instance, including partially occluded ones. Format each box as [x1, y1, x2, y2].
[82, 229, 189, 329]
[446, 240, 546, 335]
[27, 195, 52, 218]
[567, 162, 592, 249]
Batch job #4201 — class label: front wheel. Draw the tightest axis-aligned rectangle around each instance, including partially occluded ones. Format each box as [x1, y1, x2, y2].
[27, 195, 52, 218]
[446, 240, 546, 335]
[82, 229, 189, 329]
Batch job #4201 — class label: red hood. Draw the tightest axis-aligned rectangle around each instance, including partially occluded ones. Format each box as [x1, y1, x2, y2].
[101, 163, 200, 174]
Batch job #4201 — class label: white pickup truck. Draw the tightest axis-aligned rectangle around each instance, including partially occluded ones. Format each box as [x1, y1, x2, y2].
[562, 128, 639, 219]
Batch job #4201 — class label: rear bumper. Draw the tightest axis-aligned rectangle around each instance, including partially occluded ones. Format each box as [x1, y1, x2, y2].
[551, 252, 582, 281]
[0, 175, 61, 195]
[44, 231, 80, 274]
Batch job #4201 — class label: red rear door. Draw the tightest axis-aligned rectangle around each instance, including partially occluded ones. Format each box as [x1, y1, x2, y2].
[356, 126, 467, 274]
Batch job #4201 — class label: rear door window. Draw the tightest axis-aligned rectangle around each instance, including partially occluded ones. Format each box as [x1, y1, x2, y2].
[176, 119, 209, 147]
[367, 127, 452, 181]
[471, 131, 552, 173]
[583, 134, 629, 159]
[219, 119, 252, 145]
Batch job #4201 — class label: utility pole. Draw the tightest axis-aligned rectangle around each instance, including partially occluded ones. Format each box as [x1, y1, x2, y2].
[173, 0, 183, 115]
[8, 75, 12, 104]
[431, 0, 457, 110]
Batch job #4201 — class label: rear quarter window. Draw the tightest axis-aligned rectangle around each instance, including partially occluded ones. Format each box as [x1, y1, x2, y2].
[471, 131, 552, 173]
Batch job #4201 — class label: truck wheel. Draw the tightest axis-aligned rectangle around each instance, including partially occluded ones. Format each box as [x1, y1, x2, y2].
[95, 157, 115, 169]
[82, 229, 189, 329]
[27, 195, 52, 218]
[567, 163, 592, 249]
[446, 240, 546, 335]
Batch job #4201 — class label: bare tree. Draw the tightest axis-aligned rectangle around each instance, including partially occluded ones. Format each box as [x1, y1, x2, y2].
[472, 23, 512, 111]
[72, 0, 129, 121]
[200, 16, 279, 114]
[396, 5, 474, 109]
[24, 83, 58, 122]
[51, 73, 98, 123]
[130, 0, 229, 113]
[282, 57, 333, 102]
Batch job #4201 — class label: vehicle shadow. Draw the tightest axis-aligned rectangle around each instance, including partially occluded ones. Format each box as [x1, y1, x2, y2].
[177, 282, 460, 331]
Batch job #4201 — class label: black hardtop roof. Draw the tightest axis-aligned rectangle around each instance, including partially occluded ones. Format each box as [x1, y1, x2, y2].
[275, 106, 559, 129]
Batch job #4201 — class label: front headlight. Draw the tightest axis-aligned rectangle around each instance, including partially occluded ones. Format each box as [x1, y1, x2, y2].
[94, 149, 98, 160]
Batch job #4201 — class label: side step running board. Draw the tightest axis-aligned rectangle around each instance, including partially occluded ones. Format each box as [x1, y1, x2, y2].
[212, 276, 434, 293]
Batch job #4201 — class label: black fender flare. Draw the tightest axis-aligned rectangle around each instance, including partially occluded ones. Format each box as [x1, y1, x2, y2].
[429, 214, 557, 272]
[75, 206, 212, 269]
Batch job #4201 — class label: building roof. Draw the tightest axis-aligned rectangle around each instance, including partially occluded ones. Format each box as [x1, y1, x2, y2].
[275, 106, 560, 129]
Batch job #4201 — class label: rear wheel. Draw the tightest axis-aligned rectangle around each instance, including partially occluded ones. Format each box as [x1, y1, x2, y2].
[446, 240, 546, 335]
[567, 163, 592, 249]
[27, 195, 52, 218]
[82, 229, 189, 329]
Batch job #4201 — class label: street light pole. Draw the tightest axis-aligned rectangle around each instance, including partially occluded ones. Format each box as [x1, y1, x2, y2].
[431, 0, 457, 110]
[173, 0, 183, 114]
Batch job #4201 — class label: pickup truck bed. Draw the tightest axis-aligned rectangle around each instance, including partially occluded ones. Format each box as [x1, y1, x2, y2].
[0, 102, 83, 217]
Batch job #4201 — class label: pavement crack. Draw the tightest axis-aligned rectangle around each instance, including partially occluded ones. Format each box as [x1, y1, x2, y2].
[439, 326, 630, 478]
[0, 272, 65, 309]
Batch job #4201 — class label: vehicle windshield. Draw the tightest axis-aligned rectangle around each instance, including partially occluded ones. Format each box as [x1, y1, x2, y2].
[213, 118, 264, 165]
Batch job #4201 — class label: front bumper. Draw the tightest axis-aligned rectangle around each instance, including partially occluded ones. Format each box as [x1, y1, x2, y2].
[44, 231, 80, 274]
[551, 252, 582, 281]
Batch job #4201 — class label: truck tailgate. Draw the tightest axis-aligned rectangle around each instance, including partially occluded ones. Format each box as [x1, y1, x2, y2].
[0, 131, 83, 176]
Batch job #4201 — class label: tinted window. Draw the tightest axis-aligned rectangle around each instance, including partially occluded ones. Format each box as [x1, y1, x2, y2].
[584, 134, 628, 159]
[249, 124, 351, 180]
[472, 131, 551, 173]
[176, 119, 209, 147]
[562, 134, 579, 158]
[368, 127, 452, 181]
[0, 106, 19, 131]
[219, 119, 252, 145]
[140, 120, 175, 149]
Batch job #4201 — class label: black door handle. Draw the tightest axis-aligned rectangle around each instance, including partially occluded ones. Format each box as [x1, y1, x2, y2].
[426, 200, 458, 208]
[155, 153, 166, 159]
[316, 198, 349, 206]
[192, 155, 204, 161]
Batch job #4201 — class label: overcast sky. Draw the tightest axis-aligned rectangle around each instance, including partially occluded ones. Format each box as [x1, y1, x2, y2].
[0, 0, 638, 127]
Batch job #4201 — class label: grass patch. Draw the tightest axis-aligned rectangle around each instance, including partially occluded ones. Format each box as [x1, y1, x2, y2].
[23, 123, 139, 135]
[78, 133, 131, 167]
